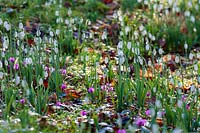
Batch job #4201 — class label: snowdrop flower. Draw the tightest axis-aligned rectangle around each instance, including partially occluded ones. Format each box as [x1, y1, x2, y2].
[55, 10, 59, 16]
[68, 8, 72, 16]
[139, 25, 144, 31]
[158, 48, 164, 55]
[153, 49, 157, 56]
[184, 11, 190, 17]
[118, 41, 123, 49]
[50, 31, 54, 37]
[21, 79, 28, 88]
[145, 43, 150, 51]
[194, 64, 198, 71]
[175, 56, 180, 63]
[125, 26, 130, 35]
[127, 42, 131, 50]
[155, 100, 162, 108]
[0, 72, 3, 79]
[56, 29, 60, 35]
[187, 1, 192, 8]
[101, 31, 107, 40]
[15, 75, 20, 85]
[4, 21, 11, 31]
[0, 61, 2, 68]
[189, 53, 194, 60]
[18, 31, 25, 40]
[184, 42, 188, 50]
[190, 16, 195, 23]
[39, 78, 43, 85]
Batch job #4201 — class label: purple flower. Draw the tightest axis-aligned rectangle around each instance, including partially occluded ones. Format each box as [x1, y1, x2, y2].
[61, 83, 67, 90]
[146, 91, 151, 97]
[14, 63, 19, 70]
[181, 95, 186, 102]
[88, 87, 95, 93]
[9, 57, 15, 63]
[80, 110, 87, 116]
[136, 118, 147, 127]
[56, 101, 61, 106]
[145, 109, 151, 116]
[60, 69, 66, 75]
[20, 98, 25, 104]
[186, 104, 190, 110]
[117, 129, 126, 133]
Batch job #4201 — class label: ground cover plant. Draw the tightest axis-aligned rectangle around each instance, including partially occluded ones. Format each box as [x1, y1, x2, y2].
[0, 0, 199, 132]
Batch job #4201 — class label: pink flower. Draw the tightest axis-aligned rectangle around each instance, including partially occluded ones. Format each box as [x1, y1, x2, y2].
[80, 110, 87, 116]
[14, 63, 19, 70]
[60, 69, 67, 75]
[61, 83, 67, 90]
[9, 57, 15, 63]
[20, 98, 25, 104]
[56, 101, 61, 106]
[146, 91, 151, 97]
[186, 104, 190, 110]
[145, 109, 151, 116]
[136, 118, 146, 127]
[117, 129, 126, 133]
[88, 87, 95, 93]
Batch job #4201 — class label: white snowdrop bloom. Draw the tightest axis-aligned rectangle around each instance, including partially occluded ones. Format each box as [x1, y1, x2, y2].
[144, 0, 148, 5]
[85, 56, 89, 61]
[44, 71, 48, 78]
[134, 31, 139, 37]
[145, 43, 150, 51]
[194, 64, 198, 71]
[158, 4, 163, 12]
[136, 48, 140, 55]
[118, 50, 124, 56]
[117, 10, 122, 17]
[50, 31, 54, 37]
[177, 100, 183, 108]
[65, 19, 69, 25]
[4, 21, 11, 31]
[168, 0, 173, 5]
[189, 53, 194, 60]
[172, 128, 183, 133]
[0, 61, 2, 68]
[0, 18, 2, 25]
[187, 1, 192, 8]
[153, 87, 156, 93]
[195, 5, 199, 10]
[158, 48, 164, 55]
[18, 31, 25, 40]
[4, 60, 8, 66]
[16, 50, 19, 56]
[127, 41, 132, 50]
[139, 25, 144, 31]
[197, 53, 200, 59]
[152, 124, 159, 133]
[167, 54, 171, 61]
[184, 11, 190, 17]
[175, 7, 180, 13]
[68, 8, 72, 16]
[3, 37, 9, 49]
[125, 26, 130, 35]
[178, 82, 182, 88]
[18, 22, 23, 29]
[21, 79, 28, 88]
[39, 78, 43, 86]
[119, 56, 125, 65]
[119, 15, 123, 22]
[117, 41, 123, 49]
[137, 0, 142, 3]
[190, 16, 195, 23]
[139, 57, 143, 65]
[56, 29, 60, 35]
[113, 12, 117, 19]
[198, 76, 200, 83]
[55, 10, 59, 16]
[142, 30, 147, 36]
[153, 4, 157, 11]
[36, 30, 41, 36]
[131, 47, 135, 53]
[54, 47, 58, 54]
[165, 9, 169, 15]
[193, 27, 197, 32]
[175, 56, 180, 63]
[184, 43, 188, 49]
[101, 31, 107, 40]
[155, 100, 162, 108]
[153, 49, 157, 56]
[15, 75, 20, 85]
[0, 72, 3, 79]
[148, 60, 152, 66]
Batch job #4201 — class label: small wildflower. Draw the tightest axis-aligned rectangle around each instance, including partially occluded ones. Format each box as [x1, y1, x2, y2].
[14, 63, 19, 70]
[9, 57, 15, 63]
[20, 99, 25, 104]
[88, 87, 95, 93]
[117, 129, 126, 133]
[56, 101, 61, 106]
[60, 69, 67, 75]
[186, 104, 190, 110]
[145, 109, 151, 116]
[80, 110, 87, 116]
[61, 83, 67, 90]
[136, 118, 146, 127]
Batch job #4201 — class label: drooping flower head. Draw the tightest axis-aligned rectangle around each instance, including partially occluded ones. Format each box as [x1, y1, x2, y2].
[88, 87, 95, 93]
[136, 118, 147, 127]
